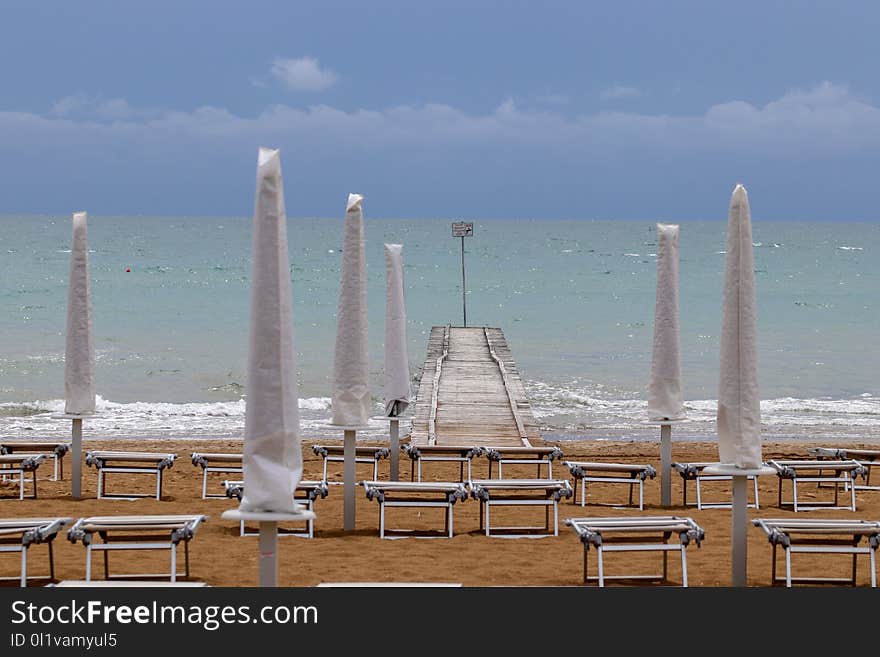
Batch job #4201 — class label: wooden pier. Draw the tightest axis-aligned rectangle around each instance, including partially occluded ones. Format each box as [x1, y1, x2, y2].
[410, 326, 541, 447]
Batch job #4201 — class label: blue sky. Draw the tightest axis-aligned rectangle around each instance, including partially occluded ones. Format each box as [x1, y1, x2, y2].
[2, 1, 879, 220]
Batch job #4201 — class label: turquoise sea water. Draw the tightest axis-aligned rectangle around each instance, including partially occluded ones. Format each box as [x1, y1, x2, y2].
[0, 214, 878, 442]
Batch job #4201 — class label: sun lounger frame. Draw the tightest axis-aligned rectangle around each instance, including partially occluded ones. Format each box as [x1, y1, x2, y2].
[767, 459, 866, 512]
[481, 446, 564, 479]
[0, 517, 71, 587]
[1, 442, 70, 480]
[223, 480, 328, 538]
[672, 461, 761, 510]
[0, 454, 46, 499]
[401, 444, 480, 482]
[85, 450, 177, 500]
[362, 481, 468, 539]
[564, 460, 656, 510]
[753, 518, 880, 587]
[809, 447, 880, 492]
[191, 452, 243, 498]
[565, 516, 704, 587]
[67, 514, 207, 582]
[469, 479, 573, 537]
[313, 445, 389, 485]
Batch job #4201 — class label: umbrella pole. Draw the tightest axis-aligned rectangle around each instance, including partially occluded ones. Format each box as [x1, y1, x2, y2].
[344, 429, 356, 531]
[389, 418, 400, 481]
[258, 521, 278, 587]
[71, 418, 82, 500]
[731, 474, 748, 586]
[660, 424, 672, 507]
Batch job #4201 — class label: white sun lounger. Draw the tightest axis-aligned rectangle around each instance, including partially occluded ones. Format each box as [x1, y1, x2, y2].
[223, 479, 328, 538]
[400, 444, 480, 482]
[469, 479, 573, 537]
[480, 445, 565, 479]
[767, 459, 867, 511]
[0, 454, 47, 499]
[362, 481, 468, 538]
[809, 447, 880, 491]
[753, 518, 880, 587]
[1, 441, 70, 480]
[672, 461, 761, 510]
[312, 445, 389, 484]
[563, 461, 656, 510]
[67, 514, 207, 582]
[191, 452, 243, 498]
[0, 517, 72, 587]
[565, 516, 704, 587]
[85, 450, 177, 500]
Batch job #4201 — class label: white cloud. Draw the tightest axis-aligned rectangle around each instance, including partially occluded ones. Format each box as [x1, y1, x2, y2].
[600, 84, 641, 101]
[270, 56, 338, 91]
[49, 93, 158, 121]
[8, 82, 879, 161]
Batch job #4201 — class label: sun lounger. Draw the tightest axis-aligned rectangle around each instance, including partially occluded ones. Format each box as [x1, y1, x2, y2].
[565, 516, 704, 587]
[563, 460, 656, 510]
[0, 454, 47, 499]
[191, 452, 243, 498]
[480, 445, 564, 479]
[85, 450, 177, 500]
[223, 479, 328, 538]
[67, 514, 207, 582]
[362, 481, 468, 538]
[809, 447, 880, 491]
[753, 518, 880, 587]
[0, 517, 72, 587]
[1, 441, 70, 480]
[312, 444, 389, 484]
[672, 461, 761, 510]
[469, 479, 573, 537]
[767, 459, 867, 511]
[400, 444, 480, 482]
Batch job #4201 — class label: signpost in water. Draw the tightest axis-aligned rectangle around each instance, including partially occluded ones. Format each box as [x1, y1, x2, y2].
[452, 221, 473, 327]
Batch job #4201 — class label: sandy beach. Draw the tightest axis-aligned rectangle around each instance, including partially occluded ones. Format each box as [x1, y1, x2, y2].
[2, 437, 878, 587]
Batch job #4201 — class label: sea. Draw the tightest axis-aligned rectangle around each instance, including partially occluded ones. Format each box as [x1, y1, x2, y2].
[1, 215, 878, 444]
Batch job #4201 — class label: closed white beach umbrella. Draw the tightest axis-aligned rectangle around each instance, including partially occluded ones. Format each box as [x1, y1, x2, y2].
[65, 212, 95, 415]
[717, 184, 762, 469]
[331, 193, 370, 531]
[240, 147, 302, 513]
[331, 193, 371, 426]
[647, 223, 684, 421]
[383, 243, 410, 417]
[59, 211, 95, 499]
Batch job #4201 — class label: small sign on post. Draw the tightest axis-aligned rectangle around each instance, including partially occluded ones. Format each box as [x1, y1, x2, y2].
[452, 221, 474, 327]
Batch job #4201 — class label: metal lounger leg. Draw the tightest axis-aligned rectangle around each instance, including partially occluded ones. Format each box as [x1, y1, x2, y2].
[86, 544, 92, 581]
[695, 476, 702, 510]
[97, 468, 104, 499]
[53, 455, 59, 482]
[850, 474, 856, 511]
[580, 477, 586, 507]
[871, 548, 877, 588]
[373, 460, 378, 481]
[597, 546, 605, 588]
[380, 502, 385, 539]
[785, 547, 792, 587]
[553, 501, 558, 537]
[447, 504, 453, 538]
[484, 501, 490, 537]
[639, 479, 644, 511]
[417, 459, 422, 483]
[753, 476, 760, 510]
[156, 470, 162, 500]
[20, 547, 26, 588]
[19, 470, 24, 500]
[681, 545, 688, 587]
[793, 480, 799, 513]
[170, 544, 177, 583]
[202, 470, 208, 499]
